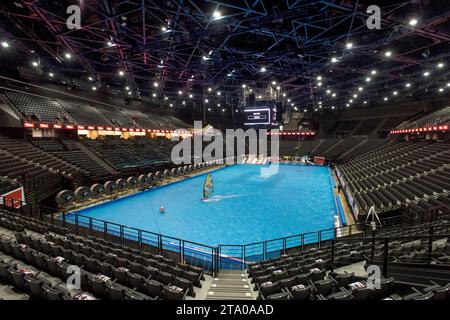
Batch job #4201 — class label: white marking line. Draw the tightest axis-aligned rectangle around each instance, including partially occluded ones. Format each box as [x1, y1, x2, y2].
[212, 284, 217, 287]
[208, 292, 214, 295]
[242, 279, 247, 282]
[245, 293, 252, 297]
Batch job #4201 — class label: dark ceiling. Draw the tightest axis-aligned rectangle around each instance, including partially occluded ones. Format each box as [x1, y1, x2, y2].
[0, 0, 450, 113]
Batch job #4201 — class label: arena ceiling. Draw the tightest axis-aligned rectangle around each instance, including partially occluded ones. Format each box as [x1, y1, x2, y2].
[0, 0, 450, 113]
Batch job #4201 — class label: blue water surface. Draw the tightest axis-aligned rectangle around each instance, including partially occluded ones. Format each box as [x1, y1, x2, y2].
[73, 164, 336, 247]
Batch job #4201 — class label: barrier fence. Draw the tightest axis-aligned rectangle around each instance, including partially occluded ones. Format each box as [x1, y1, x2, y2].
[0, 195, 448, 273]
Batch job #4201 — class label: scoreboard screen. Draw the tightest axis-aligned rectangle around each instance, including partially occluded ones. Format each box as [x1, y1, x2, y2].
[243, 108, 271, 126]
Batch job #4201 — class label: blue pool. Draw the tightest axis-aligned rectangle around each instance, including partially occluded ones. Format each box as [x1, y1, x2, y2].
[72, 164, 336, 247]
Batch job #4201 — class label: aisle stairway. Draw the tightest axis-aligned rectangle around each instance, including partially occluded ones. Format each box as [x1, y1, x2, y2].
[205, 270, 256, 300]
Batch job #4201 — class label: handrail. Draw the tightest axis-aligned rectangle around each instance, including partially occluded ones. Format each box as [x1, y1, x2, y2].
[1, 195, 449, 271]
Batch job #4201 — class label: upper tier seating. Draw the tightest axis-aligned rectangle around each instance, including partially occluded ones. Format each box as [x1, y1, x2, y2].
[58, 100, 112, 126]
[3, 91, 74, 124]
[337, 141, 450, 213]
[398, 106, 450, 129]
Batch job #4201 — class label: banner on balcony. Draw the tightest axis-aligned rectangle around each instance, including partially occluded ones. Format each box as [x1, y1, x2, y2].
[0, 187, 26, 209]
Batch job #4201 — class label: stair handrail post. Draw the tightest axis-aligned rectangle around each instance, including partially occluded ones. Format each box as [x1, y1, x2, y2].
[427, 226, 434, 263]
[383, 238, 389, 278]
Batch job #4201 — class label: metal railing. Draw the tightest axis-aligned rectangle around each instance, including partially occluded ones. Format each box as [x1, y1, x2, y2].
[1, 195, 448, 273]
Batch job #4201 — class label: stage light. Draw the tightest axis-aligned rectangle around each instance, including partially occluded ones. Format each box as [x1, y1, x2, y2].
[423, 71, 430, 77]
[384, 97, 388, 101]
[1, 41, 9, 48]
[272, 81, 277, 85]
[393, 91, 398, 96]
[260, 67, 267, 72]
[371, 70, 377, 75]
[242, 84, 246, 88]
[205, 99, 209, 103]
[32, 61, 39, 67]
[447, 83, 450, 87]
[64, 52, 72, 59]
[405, 83, 411, 88]
[346, 104, 350, 107]
[164, 97, 168, 100]
[153, 82, 159, 87]
[189, 94, 193, 98]
[49, 72, 54, 77]
[366, 77, 371, 82]
[125, 86, 130, 90]
[331, 106, 335, 110]
[118, 70, 124, 76]
[212, 10, 222, 19]
[317, 76, 322, 81]
[317, 82, 322, 87]
[282, 93, 286, 97]
[364, 101, 368, 104]
[439, 88, 444, 92]
[437, 62, 445, 69]
[207, 87, 212, 92]
[332, 93, 337, 97]
[346, 42, 353, 49]
[409, 18, 418, 26]
[385, 51, 392, 57]
[152, 93, 157, 97]
[92, 86, 97, 91]
[358, 87, 364, 91]
[169, 103, 173, 107]
[331, 57, 338, 63]
[217, 91, 221, 96]
[178, 90, 183, 95]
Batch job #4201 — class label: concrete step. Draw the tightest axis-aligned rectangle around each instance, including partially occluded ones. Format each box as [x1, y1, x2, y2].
[205, 270, 256, 300]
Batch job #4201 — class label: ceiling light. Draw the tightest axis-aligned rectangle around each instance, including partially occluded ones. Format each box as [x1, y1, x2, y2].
[366, 77, 371, 82]
[363, 101, 367, 104]
[349, 99, 353, 103]
[217, 91, 221, 96]
[317, 82, 322, 87]
[242, 84, 246, 88]
[118, 70, 124, 76]
[331, 106, 335, 110]
[317, 76, 322, 81]
[32, 61, 39, 67]
[1, 41, 9, 48]
[358, 87, 364, 91]
[125, 86, 130, 90]
[272, 81, 277, 85]
[207, 87, 212, 92]
[393, 91, 398, 96]
[405, 83, 411, 88]
[331, 57, 339, 63]
[371, 70, 377, 75]
[164, 97, 168, 100]
[346, 42, 353, 49]
[260, 67, 267, 72]
[49, 72, 54, 77]
[409, 18, 418, 26]
[169, 103, 173, 107]
[189, 94, 193, 98]
[446, 83, 450, 87]
[332, 93, 336, 97]
[152, 93, 157, 97]
[346, 104, 350, 107]
[384, 97, 388, 101]
[212, 10, 222, 19]
[353, 94, 358, 98]
[282, 93, 286, 97]
[423, 71, 430, 77]
[439, 88, 444, 92]
[437, 62, 445, 69]
[64, 52, 72, 59]
[92, 86, 97, 91]
[205, 99, 209, 103]
[326, 90, 331, 94]
[385, 51, 392, 57]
